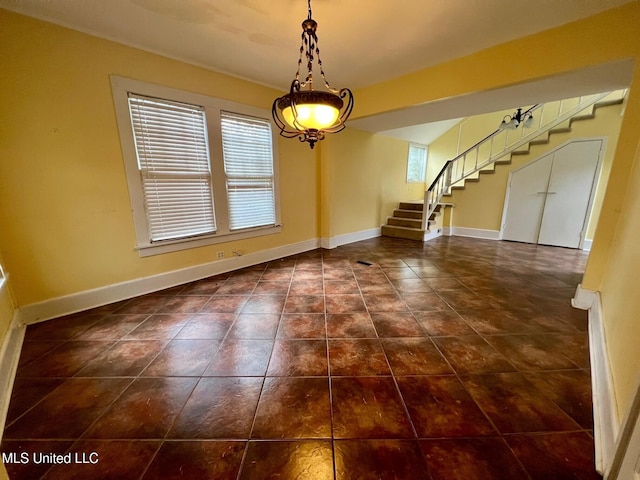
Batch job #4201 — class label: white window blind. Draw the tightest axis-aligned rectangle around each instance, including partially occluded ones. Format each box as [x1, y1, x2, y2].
[220, 111, 276, 230]
[128, 94, 216, 242]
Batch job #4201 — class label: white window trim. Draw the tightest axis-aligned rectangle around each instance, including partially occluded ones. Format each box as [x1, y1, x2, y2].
[407, 143, 428, 183]
[111, 76, 281, 257]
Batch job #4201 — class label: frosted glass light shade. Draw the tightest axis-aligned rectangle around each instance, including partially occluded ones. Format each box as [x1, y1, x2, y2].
[282, 103, 340, 130]
[276, 90, 344, 131]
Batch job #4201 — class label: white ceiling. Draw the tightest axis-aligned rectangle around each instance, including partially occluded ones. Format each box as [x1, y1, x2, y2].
[1, 0, 635, 143]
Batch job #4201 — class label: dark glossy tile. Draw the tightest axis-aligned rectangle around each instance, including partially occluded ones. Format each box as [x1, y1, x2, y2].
[458, 308, 541, 334]
[142, 441, 245, 480]
[115, 294, 168, 314]
[371, 312, 425, 337]
[324, 280, 359, 294]
[524, 370, 594, 429]
[329, 339, 391, 376]
[382, 338, 452, 375]
[439, 290, 496, 309]
[215, 279, 258, 295]
[143, 339, 220, 376]
[331, 377, 414, 439]
[326, 313, 377, 338]
[168, 377, 262, 439]
[357, 280, 398, 295]
[17, 340, 65, 367]
[397, 376, 495, 437]
[335, 439, 430, 480]
[72, 314, 149, 340]
[283, 295, 325, 314]
[125, 313, 191, 339]
[157, 295, 210, 313]
[178, 277, 226, 295]
[227, 313, 280, 339]
[204, 339, 273, 376]
[401, 292, 452, 312]
[323, 268, 355, 281]
[423, 276, 467, 291]
[241, 295, 286, 314]
[420, 437, 529, 480]
[200, 295, 249, 313]
[292, 269, 323, 281]
[267, 340, 328, 376]
[507, 432, 601, 479]
[84, 377, 197, 439]
[252, 377, 331, 439]
[289, 279, 324, 295]
[42, 440, 160, 480]
[239, 440, 334, 480]
[261, 268, 293, 281]
[363, 293, 408, 312]
[253, 280, 291, 295]
[5, 378, 65, 424]
[325, 294, 367, 314]
[174, 312, 235, 339]
[391, 278, 432, 293]
[76, 340, 165, 377]
[433, 336, 516, 374]
[538, 332, 591, 368]
[1, 440, 74, 480]
[413, 310, 476, 336]
[4, 378, 131, 439]
[17, 341, 114, 378]
[462, 373, 581, 433]
[26, 314, 104, 340]
[277, 313, 326, 338]
[485, 334, 579, 370]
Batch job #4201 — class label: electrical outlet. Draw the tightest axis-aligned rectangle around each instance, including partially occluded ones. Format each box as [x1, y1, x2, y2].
[216, 251, 224, 259]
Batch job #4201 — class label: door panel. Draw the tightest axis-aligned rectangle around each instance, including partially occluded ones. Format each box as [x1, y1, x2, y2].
[538, 140, 601, 248]
[502, 155, 553, 243]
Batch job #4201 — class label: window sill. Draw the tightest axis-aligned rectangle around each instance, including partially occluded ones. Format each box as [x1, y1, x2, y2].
[136, 225, 282, 257]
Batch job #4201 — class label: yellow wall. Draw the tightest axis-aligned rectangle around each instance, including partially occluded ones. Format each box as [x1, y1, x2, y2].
[428, 101, 623, 235]
[321, 129, 424, 238]
[0, 10, 317, 307]
[587, 67, 640, 421]
[351, 3, 640, 423]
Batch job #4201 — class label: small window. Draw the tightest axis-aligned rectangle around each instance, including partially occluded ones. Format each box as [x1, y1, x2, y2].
[111, 76, 281, 257]
[407, 143, 427, 183]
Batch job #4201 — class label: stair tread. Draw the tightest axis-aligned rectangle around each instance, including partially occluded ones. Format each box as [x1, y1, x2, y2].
[382, 224, 425, 232]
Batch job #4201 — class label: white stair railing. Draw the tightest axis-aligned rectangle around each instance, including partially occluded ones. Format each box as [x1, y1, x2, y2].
[424, 90, 626, 225]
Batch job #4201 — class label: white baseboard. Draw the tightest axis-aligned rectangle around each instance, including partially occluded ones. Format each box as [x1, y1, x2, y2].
[320, 227, 381, 250]
[573, 285, 619, 474]
[16, 238, 320, 325]
[0, 314, 26, 439]
[444, 227, 500, 240]
[423, 229, 443, 242]
[583, 239, 594, 251]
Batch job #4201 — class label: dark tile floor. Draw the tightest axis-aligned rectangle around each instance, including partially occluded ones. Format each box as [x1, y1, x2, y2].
[1, 236, 601, 479]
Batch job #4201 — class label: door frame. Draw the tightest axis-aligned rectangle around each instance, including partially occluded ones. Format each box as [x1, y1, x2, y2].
[499, 137, 607, 249]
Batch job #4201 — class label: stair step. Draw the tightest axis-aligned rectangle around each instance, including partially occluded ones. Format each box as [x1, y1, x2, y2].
[387, 217, 422, 228]
[381, 224, 425, 241]
[398, 202, 423, 211]
[393, 209, 423, 219]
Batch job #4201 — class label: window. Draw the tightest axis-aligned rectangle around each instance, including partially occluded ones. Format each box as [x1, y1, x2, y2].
[407, 143, 427, 183]
[111, 76, 281, 256]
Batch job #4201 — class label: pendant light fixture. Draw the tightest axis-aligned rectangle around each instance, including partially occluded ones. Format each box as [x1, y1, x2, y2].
[500, 107, 535, 130]
[272, 0, 354, 149]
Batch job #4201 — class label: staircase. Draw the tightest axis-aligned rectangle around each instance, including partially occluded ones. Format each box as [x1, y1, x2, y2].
[381, 89, 627, 241]
[381, 202, 441, 241]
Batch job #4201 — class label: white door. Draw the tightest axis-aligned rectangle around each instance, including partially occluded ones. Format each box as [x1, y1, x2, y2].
[502, 155, 553, 243]
[538, 141, 601, 248]
[502, 140, 601, 248]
